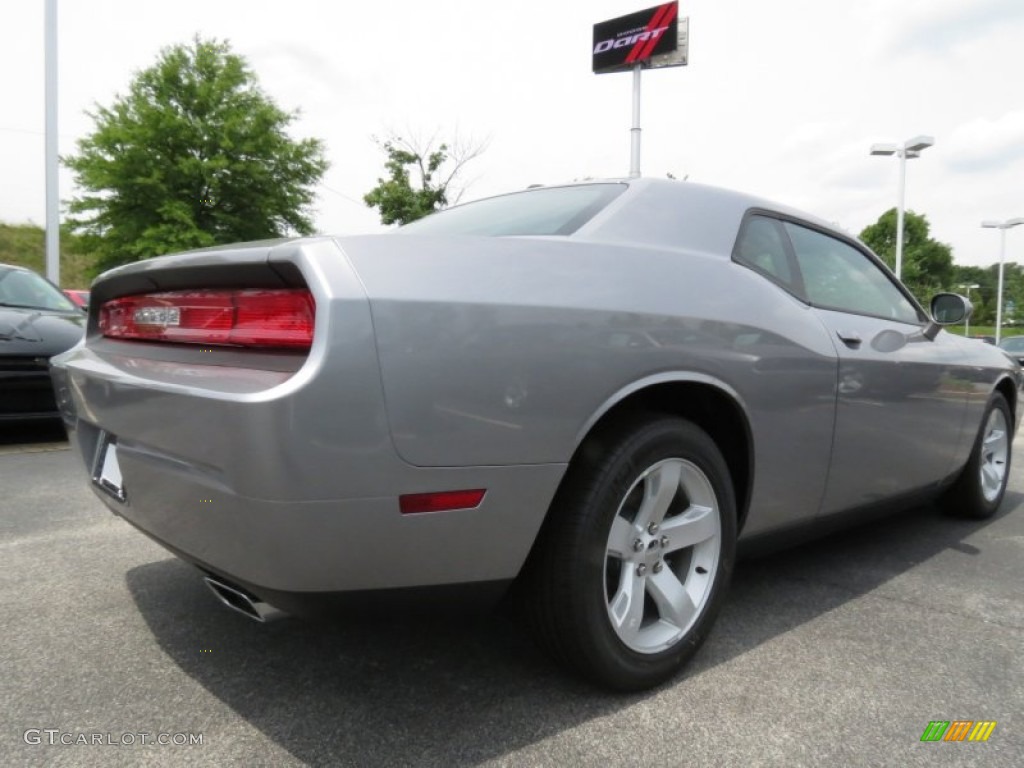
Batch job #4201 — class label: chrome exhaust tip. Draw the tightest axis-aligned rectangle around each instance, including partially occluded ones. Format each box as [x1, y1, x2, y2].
[203, 576, 285, 623]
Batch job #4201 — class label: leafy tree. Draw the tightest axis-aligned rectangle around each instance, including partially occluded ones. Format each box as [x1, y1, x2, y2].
[65, 37, 328, 274]
[859, 208, 954, 304]
[364, 133, 486, 225]
[950, 264, 994, 324]
[976, 262, 1024, 328]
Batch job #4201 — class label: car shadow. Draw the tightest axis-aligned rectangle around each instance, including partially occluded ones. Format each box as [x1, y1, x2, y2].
[124, 495, 1018, 767]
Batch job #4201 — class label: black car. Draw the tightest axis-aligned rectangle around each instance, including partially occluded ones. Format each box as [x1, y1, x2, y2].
[1, 264, 85, 421]
[998, 335, 1024, 366]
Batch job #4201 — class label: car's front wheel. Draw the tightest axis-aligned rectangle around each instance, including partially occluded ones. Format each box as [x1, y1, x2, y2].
[525, 415, 737, 691]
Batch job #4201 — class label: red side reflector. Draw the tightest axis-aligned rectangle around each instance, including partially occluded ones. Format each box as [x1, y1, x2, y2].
[99, 289, 315, 349]
[399, 489, 487, 515]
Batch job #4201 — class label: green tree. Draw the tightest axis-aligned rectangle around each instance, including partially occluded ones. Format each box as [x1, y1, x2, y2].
[65, 37, 328, 274]
[859, 208, 954, 304]
[950, 264, 994, 324]
[982, 262, 1024, 328]
[364, 133, 486, 225]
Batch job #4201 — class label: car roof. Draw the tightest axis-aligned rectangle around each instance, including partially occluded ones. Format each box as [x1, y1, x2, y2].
[572, 178, 855, 257]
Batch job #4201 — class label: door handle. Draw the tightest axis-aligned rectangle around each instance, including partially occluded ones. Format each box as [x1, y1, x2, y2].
[836, 330, 862, 348]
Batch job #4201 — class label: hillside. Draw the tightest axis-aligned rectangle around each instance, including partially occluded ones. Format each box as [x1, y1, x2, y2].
[0, 222, 94, 288]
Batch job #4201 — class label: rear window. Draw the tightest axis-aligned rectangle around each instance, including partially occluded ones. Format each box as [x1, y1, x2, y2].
[400, 183, 626, 236]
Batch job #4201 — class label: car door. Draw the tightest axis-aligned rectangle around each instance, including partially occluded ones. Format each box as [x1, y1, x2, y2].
[779, 220, 970, 515]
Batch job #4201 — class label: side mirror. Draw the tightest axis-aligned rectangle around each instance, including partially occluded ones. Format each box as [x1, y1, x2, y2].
[924, 293, 973, 340]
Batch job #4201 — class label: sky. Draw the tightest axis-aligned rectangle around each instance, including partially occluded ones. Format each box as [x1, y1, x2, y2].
[2, 0, 1023, 270]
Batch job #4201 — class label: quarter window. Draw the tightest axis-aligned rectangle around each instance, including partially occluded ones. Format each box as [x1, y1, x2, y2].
[733, 216, 802, 295]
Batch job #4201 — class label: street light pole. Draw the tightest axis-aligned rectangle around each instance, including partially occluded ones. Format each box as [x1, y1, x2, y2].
[870, 135, 934, 279]
[997, 227, 1007, 345]
[958, 283, 980, 337]
[895, 149, 907, 281]
[982, 218, 1024, 345]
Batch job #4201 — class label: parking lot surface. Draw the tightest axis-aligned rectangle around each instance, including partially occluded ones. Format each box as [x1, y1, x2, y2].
[1, 422, 1022, 767]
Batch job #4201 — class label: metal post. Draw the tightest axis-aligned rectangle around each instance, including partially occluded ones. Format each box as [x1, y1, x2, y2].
[895, 149, 906, 280]
[629, 63, 642, 178]
[997, 228, 1006, 345]
[965, 286, 971, 337]
[45, 0, 60, 285]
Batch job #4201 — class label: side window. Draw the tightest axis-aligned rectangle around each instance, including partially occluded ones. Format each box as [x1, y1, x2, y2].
[734, 215, 801, 295]
[784, 223, 922, 324]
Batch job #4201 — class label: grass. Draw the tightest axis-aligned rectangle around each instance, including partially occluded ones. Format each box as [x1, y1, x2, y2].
[945, 325, 1024, 339]
[0, 222, 94, 288]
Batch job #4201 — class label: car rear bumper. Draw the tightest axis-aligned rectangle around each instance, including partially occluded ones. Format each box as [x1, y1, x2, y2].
[50, 331, 564, 598]
[68, 420, 563, 594]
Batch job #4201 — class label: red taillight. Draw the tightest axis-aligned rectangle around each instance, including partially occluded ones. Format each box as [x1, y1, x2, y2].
[399, 489, 487, 515]
[99, 289, 315, 349]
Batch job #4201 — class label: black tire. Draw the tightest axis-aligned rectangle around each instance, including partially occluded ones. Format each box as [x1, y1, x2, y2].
[523, 415, 737, 692]
[943, 392, 1013, 520]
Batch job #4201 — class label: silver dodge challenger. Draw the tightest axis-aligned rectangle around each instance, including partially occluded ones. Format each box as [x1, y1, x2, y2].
[51, 179, 1019, 691]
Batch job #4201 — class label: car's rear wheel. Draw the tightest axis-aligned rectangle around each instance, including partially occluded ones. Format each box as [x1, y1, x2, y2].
[944, 392, 1012, 519]
[525, 416, 736, 691]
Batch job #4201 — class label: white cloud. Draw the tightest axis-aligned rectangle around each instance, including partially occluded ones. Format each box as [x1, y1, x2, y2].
[865, 0, 1024, 56]
[945, 111, 1024, 172]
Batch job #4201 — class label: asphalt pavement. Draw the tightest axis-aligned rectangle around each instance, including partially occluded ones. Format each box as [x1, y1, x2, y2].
[1, 421, 1022, 767]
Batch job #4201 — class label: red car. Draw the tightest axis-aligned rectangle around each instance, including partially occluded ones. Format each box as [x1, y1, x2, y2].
[63, 289, 90, 309]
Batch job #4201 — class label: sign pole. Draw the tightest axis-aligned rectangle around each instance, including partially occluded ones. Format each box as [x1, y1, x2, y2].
[45, 0, 60, 285]
[630, 64, 642, 178]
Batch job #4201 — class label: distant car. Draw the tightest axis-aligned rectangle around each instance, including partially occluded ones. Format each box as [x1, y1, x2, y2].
[50, 179, 1021, 691]
[1, 264, 85, 421]
[972, 335, 997, 345]
[63, 289, 90, 310]
[998, 336, 1024, 365]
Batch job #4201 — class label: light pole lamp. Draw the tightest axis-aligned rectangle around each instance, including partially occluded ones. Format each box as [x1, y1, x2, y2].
[957, 283, 980, 336]
[982, 218, 1024, 344]
[870, 135, 935, 279]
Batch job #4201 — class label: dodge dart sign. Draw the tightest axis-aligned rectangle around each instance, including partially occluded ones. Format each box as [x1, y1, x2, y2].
[593, 2, 681, 74]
